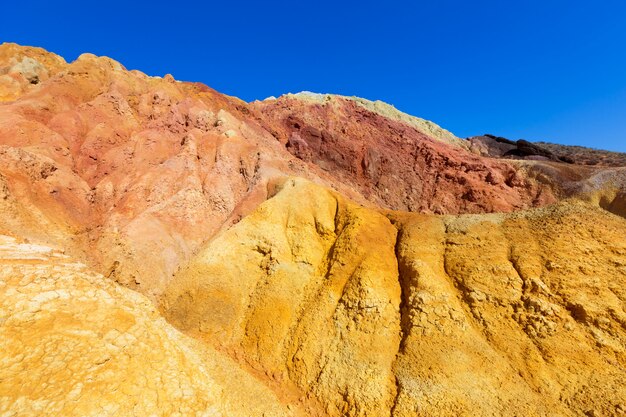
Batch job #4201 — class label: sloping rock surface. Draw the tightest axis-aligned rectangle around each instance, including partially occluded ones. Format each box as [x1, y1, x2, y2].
[1, 43, 625, 417]
[162, 179, 626, 417]
[0, 235, 305, 417]
[252, 95, 558, 213]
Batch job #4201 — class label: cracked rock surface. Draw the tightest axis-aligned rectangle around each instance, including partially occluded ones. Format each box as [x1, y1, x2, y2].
[0, 235, 301, 417]
[163, 179, 626, 416]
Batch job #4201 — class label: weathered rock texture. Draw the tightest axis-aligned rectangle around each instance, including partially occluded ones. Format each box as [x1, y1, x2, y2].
[162, 179, 626, 417]
[0, 235, 304, 416]
[468, 134, 575, 163]
[468, 133, 626, 167]
[1, 42, 624, 297]
[252, 94, 558, 214]
[1, 43, 626, 416]
[0, 43, 369, 298]
[536, 141, 626, 166]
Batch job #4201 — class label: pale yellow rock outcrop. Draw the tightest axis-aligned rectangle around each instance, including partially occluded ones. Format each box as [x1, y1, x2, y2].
[0, 236, 301, 417]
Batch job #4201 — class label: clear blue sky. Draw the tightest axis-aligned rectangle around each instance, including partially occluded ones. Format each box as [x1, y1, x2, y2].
[2, 0, 625, 151]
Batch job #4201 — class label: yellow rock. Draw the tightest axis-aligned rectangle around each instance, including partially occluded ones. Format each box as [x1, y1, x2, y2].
[2, 177, 625, 416]
[0, 235, 301, 417]
[162, 179, 626, 416]
[163, 178, 402, 416]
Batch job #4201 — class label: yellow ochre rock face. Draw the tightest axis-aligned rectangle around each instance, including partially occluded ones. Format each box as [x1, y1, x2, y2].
[161, 179, 626, 417]
[1, 178, 625, 416]
[163, 178, 403, 416]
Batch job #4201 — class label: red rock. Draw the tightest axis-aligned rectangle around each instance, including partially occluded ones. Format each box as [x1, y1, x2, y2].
[252, 94, 557, 213]
[0, 42, 623, 297]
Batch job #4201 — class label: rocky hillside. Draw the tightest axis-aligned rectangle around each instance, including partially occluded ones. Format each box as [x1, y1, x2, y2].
[536, 141, 626, 167]
[469, 134, 626, 167]
[1, 43, 625, 416]
[162, 179, 626, 416]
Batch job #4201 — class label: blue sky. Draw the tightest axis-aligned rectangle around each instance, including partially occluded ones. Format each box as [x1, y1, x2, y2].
[2, 0, 625, 151]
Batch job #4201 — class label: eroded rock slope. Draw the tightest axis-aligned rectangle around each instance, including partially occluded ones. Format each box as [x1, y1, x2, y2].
[0, 235, 304, 417]
[1, 43, 624, 297]
[162, 179, 626, 417]
[1, 43, 626, 416]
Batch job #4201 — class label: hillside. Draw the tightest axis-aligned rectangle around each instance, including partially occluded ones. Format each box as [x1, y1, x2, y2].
[0, 43, 625, 416]
[536, 141, 626, 167]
